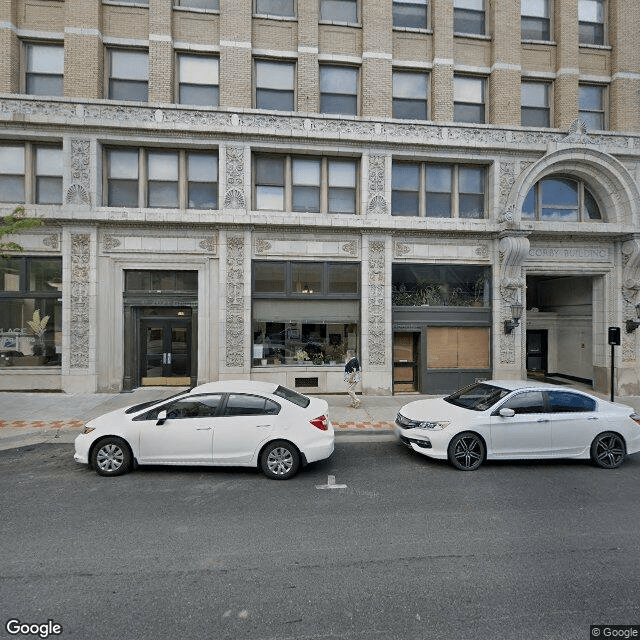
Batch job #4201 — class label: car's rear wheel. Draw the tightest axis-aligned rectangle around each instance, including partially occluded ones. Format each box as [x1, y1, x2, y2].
[91, 437, 132, 476]
[260, 440, 300, 480]
[448, 432, 485, 471]
[590, 432, 625, 469]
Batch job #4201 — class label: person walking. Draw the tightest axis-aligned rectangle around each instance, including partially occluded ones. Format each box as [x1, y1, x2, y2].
[344, 350, 361, 408]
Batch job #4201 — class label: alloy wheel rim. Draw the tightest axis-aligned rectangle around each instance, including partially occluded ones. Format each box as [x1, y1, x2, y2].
[595, 435, 624, 468]
[454, 436, 482, 469]
[267, 447, 293, 476]
[96, 444, 124, 472]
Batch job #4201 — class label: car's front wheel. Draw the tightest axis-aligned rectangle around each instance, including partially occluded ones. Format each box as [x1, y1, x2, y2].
[260, 440, 300, 480]
[448, 432, 485, 471]
[590, 432, 625, 469]
[91, 437, 133, 476]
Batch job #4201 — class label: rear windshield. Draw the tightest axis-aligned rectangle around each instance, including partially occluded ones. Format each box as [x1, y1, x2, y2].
[444, 382, 510, 411]
[273, 385, 310, 408]
[124, 390, 188, 414]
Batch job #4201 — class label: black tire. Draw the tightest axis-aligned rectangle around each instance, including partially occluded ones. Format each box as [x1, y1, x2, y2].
[260, 440, 300, 480]
[91, 437, 133, 477]
[448, 432, 485, 471]
[590, 432, 626, 469]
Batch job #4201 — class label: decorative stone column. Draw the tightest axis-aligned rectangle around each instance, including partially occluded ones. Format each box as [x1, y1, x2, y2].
[495, 233, 530, 379]
[619, 237, 640, 394]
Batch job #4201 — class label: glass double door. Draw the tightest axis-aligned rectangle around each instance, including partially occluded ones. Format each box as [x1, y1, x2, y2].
[140, 319, 191, 386]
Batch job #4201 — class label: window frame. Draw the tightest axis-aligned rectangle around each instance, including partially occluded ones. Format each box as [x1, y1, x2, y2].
[319, 64, 359, 116]
[521, 0, 552, 41]
[173, 0, 220, 10]
[392, 69, 429, 120]
[319, 0, 358, 24]
[106, 47, 149, 102]
[392, 160, 486, 219]
[521, 80, 552, 128]
[253, 153, 359, 215]
[254, 59, 296, 112]
[23, 41, 64, 97]
[176, 52, 219, 107]
[578, 83, 607, 130]
[0, 142, 63, 205]
[522, 176, 603, 222]
[104, 147, 219, 210]
[254, 0, 296, 18]
[392, 0, 429, 30]
[578, 0, 606, 46]
[453, 0, 486, 36]
[453, 75, 486, 124]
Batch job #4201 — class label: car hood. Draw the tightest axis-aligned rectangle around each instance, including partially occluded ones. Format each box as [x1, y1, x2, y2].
[85, 406, 131, 431]
[398, 397, 482, 423]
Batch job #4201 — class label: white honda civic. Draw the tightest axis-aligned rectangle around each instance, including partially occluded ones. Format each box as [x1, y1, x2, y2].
[395, 380, 640, 470]
[74, 380, 334, 480]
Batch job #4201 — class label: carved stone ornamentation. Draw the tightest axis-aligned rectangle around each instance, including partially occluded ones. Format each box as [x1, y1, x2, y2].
[366, 194, 389, 216]
[498, 162, 516, 207]
[368, 240, 386, 367]
[368, 155, 385, 194]
[561, 119, 596, 145]
[621, 239, 640, 362]
[199, 237, 217, 253]
[42, 234, 59, 250]
[475, 244, 490, 259]
[341, 241, 357, 256]
[255, 239, 272, 254]
[394, 242, 411, 257]
[65, 139, 91, 206]
[69, 234, 91, 369]
[103, 235, 121, 251]
[225, 235, 245, 368]
[224, 146, 246, 210]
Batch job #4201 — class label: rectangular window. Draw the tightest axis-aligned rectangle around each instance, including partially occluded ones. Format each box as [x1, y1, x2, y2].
[393, 70, 428, 120]
[521, 81, 551, 127]
[105, 147, 218, 209]
[252, 261, 360, 367]
[108, 49, 148, 102]
[0, 257, 62, 367]
[454, 0, 485, 35]
[319, 0, 357, 23]
[0, 144, 62, 205]
[393, 0, 428, 29]
[25, 43, 63, 96]
[320, 65, 358, 115]
[177, 54, 219, 106]
[254, 154, 358, 215]
[579, 0, 605, 45]
[255, 60, 295, 111]
[392, 161, 486, 219]
[174, 0, 219, 8]
[255, 0, 295, 16]
[521, 0, 551, 40]
[579, 84, 606, 130]
[453, 75, 485, 123]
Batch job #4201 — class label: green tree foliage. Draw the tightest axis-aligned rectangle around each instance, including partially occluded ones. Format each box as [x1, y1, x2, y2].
[0, 206, 42, 254]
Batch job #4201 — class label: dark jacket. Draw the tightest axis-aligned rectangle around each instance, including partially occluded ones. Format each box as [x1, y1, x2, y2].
[344, 356, 360, 374]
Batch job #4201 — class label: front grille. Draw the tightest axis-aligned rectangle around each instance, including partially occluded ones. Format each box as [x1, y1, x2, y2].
[395, 412, 417, 429]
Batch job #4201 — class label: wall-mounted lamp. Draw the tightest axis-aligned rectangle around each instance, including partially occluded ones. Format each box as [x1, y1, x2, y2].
[504, 302, 524, 334]
[626, 303, 640, 333]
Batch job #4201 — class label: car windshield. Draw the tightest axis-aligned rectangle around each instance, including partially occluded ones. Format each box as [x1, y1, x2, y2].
[444, 383, 511, 411]
[124, 390, 189, 414]
[273, 385, 310, 408]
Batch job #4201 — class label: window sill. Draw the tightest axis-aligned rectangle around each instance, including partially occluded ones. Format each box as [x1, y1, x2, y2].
[172, 6, 219, 15]
[318, 20, 362, 29]
[392, 27, 432, 35]
[102, 1, 149, 7]
[253, 13, 297, 22]
[521, 39, 557, 46]
[579, 43, 611, 51]
[453, 32, 491, 41]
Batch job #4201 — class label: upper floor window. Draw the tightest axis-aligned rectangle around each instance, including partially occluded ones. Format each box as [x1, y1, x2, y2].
[393, 70, 429, 120]
[107, 49, 148, 102]
[521, 81, 551, 127]
[105, 147, 218, 209]
[25, 43, 63, 97]
[453, 75, 485, 123]
[521, 0, 551, 41]
[522, 177, 602, 221]
[579, 0, 605, 45]
[174, 0, 219, 9]
[177, 54, 219, 106]
[320, 0, 357, 23]
[393, 0, 428, 29]
[579, 84, 606, 130]
[255, 0, 295, 16]
[320, 65, 358, 115]
[255, 60, 295, 111]
[254, 154, 358, 215]
[392, 161, 485, 219]
[0, 144, 62, 205]
[454, 0, 485, 36]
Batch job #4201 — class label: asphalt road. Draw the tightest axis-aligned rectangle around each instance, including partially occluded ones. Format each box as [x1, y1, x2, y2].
[1, 439, 639, 640]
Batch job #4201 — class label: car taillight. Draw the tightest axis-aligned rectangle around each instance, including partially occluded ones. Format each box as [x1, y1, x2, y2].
[310, 415, 328, 431]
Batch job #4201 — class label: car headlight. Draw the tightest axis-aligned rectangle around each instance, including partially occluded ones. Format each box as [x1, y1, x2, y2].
[416, 421, 450, 430]
[81, 426, 95, 434]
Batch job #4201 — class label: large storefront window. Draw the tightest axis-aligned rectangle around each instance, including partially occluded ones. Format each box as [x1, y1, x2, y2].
[0, 257, 62, 366]
[392, 264, 490, 307]
[252, 261, 360, 366]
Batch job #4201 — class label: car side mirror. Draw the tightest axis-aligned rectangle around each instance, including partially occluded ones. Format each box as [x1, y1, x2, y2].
[499, 408, 515, 418]
[156, 410, 167, 425]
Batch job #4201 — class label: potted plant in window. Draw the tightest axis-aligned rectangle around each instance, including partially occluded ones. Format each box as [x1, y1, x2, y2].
[294, 349, 309, 364]
[15, 309, 49, 365]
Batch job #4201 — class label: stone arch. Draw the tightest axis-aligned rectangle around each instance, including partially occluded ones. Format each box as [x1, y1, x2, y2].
[507, 147, 640, 226]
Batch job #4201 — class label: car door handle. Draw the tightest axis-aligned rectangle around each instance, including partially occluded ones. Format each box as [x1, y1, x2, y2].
[256, 424, 272, 428]
[587, 416, 599, 420]
[537, 419, 550, 423]
[196, 427, 212, 431]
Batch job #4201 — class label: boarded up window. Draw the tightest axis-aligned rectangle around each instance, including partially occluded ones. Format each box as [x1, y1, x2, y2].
[427, 327, 490, 369]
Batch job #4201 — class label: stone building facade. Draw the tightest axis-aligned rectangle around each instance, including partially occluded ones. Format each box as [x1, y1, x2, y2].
[0, 0, 639, 396]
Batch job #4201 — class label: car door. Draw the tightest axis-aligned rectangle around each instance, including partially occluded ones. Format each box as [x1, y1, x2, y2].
[212, 393, 280, 465]
[137, 394, 222, 464]
[489, 390, 553, 457]
[546, 390, 599, 455]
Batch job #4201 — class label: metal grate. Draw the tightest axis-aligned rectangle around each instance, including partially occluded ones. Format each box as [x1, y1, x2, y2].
[295, 377, 319, 388]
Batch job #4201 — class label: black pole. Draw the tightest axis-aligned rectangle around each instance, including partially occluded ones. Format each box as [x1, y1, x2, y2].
[611, 342, 615, 402]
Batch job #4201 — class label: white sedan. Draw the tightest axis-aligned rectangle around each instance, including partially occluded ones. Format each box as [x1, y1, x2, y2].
[74, 380, 334, 480]
[395, 380, 640, 471]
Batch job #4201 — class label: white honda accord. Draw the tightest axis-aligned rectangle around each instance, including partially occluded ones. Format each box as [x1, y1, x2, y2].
[395, 380, 640, 470]
[74, 380, 334, 480]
